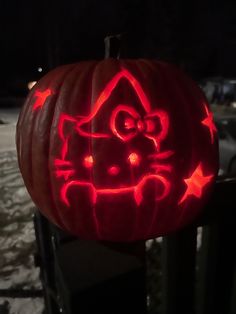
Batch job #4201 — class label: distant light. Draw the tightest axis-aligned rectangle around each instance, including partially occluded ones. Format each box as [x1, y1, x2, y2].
[28, 81, 37, 90]
[37, 67, 43, 72]
[231, 102, 236, 108]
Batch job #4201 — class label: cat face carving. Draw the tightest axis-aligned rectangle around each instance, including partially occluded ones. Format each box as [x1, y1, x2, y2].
[17, 59, 218, 241]
[54, 69, 174, 207]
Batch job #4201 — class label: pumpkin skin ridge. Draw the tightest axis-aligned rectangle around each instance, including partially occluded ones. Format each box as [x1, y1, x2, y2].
[116, 60, 171, 240]
[49, 61, 100, 237]
[16, 85, 39, 174]
[17, 59, 219, 242]
[66, 61, 100, 237]
[118, 59, 154, 241]
[171, 68, 218, 227]
[46, 64, 82, 229]
[126, 59, 161, 240]
[90, 59, 123, 239]
[88, 59, 149, 241]
[88, 60, 173, 241]
[17, 84, 47, 201]
[16, 76, 51, 174]
[31, 64, 77, 227]
[153, 62, 218, 233]
[46, 63, 96, 232]
[148, 63, 198, 234]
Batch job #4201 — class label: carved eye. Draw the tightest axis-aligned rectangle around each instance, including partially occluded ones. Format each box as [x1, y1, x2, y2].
[83, 155, 94, 168]
[128, 152, 140, 166]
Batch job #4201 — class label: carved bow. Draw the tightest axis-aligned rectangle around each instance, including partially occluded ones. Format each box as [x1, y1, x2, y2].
[110, 105, 169, 148]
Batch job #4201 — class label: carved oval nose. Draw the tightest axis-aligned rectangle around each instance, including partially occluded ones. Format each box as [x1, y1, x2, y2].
[108, 165, 120, 176]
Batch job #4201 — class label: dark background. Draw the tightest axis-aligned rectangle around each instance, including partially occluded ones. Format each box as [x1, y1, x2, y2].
[1, 0, 236, 98]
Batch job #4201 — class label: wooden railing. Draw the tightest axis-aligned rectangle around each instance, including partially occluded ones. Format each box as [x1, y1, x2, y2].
[160, 177, 236, 314]
[3, 177, 235, 314]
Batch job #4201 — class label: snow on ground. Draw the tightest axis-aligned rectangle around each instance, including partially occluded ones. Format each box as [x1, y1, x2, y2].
[0, 108, 204, 314]
[0, 108, 21, 125]
[0, 125, 17, 153]
[0, 108, 21, 153]
[0, 108, 44, 313]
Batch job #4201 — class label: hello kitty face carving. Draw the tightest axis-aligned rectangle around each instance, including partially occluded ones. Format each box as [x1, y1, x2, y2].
[54, 69, 174, 207]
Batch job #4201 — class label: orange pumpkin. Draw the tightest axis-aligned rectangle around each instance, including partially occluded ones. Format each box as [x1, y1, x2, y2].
[16, 59, 218, 241]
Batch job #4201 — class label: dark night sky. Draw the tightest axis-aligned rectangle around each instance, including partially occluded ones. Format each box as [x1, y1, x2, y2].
[1, 0, 236, 95]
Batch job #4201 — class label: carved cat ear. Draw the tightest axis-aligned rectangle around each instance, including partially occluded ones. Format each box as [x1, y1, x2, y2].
[74, 69, 152, 138]
[75, 116, 111, 139]
[58, 114, 79, 160]
[58, 114, 78, 141]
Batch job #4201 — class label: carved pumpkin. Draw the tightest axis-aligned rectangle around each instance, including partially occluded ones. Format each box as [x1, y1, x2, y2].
[16, 59, 218, 241]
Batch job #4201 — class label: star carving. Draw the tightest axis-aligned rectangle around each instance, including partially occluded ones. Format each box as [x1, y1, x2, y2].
[201, 104, 217, 144]
[179, 163, 213, 205]
[33, 88, 52, 111]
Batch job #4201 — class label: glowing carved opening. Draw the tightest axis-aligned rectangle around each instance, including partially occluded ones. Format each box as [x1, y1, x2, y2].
[55, 170, 75, 180]
[179, 163, 214, 205]
[53, 68, 175, 208]
[61, 173, 171, 207]
[108, 166, 120, 176]
[201, 104, 217, 144]
[148, 150, 174, 160]
[134, 174, 171, 206]
[84, 156, 94, 168]
[110, 105, 169, 150]
[54, 159, 75, 180]
[128, 153, 140, 166]
[124, 118, 136, 129]
[33, 88, 52, 111]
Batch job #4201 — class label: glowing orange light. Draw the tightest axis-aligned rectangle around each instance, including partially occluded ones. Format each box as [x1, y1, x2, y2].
[137, 120, 145, 132]
[148, 150, 174, 160]
[134, 174, 171, 206]
[128, 152, 140, 166]
[145, 119, 156, 133]
[61, 181, 97, 206]
[110, 105, 169, 149]
[124, 118, 136, 129]
[61, 173, 171, 207]
[84, 156, 94, 168]
[150, 164, 172, 173]
[55, 170, 75, 180]
[201, 104, 217, 144]
[75, 68, 169, 148]
[61, 138, 69, 160]
[76, 69, 151, 126]
[58, 114, 77, 141]
[54, 70, 169, 151]
[33, 88, 52, 111]
[179, 163, 214, 205]
[108, 166, 120, 176]
[53, 68, 174, 209]
[54, 158, 75, 180]
[54, 159, 72, 166]
[110, 105, 139, 141]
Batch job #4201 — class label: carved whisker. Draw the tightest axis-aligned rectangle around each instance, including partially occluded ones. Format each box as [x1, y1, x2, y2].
[54, 159, 72, 167]
[55, 169, 75, 180]
[150, 164, 172, 173]
[148, 150, 174, 160]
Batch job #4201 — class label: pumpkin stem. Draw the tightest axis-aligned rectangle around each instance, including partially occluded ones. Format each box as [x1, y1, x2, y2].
[104, 34, 122, 59]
